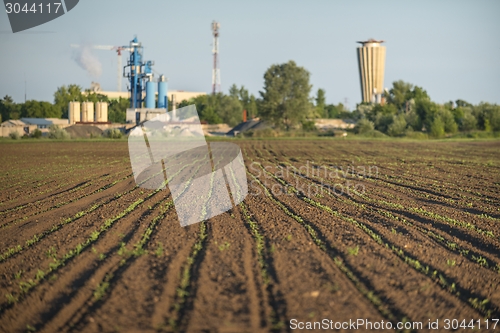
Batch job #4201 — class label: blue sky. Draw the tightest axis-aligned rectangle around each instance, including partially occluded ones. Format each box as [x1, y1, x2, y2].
[1, 0, 499, 108]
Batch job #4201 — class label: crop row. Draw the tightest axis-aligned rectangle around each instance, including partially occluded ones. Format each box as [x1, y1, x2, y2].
[0, 154, 205, 262]
[252, 159, 496, 318]
[276, 148, 499, 216]
[275, 153, 499, 239]
[0, 172, 133, 230]
[279, 155, 500, 274]
[0, 158, 123, 194]
[167, 147, 235, 330]
[244, 160, 403, 326]
[1, 155, 211, 329]
[0, 170, 126, 217]
[278, 158, 500, 262]
[0, 180, 168, 312]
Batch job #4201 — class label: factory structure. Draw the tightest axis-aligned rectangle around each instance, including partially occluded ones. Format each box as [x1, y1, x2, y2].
[79, 37, 205, 126]
[121, 37, 170, 124]
[68, 101, 109, 124]
[92, 36, 204, 125]
[356, 39, 386, 104]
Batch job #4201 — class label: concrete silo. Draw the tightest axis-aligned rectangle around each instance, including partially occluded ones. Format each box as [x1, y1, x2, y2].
[68, 102, 81, 124]
[356, 39, 386, 104]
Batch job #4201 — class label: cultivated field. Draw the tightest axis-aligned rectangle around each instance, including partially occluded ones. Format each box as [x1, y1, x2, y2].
[0, 139, 499, 332]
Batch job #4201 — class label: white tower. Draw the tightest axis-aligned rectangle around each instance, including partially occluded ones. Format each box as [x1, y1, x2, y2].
[211, 21, 221, 94]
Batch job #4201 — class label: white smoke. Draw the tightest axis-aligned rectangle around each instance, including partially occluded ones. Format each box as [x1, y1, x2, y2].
[73, 45, 102, 77]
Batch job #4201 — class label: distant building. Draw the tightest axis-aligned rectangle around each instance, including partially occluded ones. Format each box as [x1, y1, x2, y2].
[356, 39, 386, 104]
[0, 119, 35, 137]
[20, 118, 69, 129]
[1, 118, 68, 137]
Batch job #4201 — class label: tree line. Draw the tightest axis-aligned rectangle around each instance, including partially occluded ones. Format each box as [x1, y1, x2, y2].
[354, 81, 500, 137]
[1, 60, 499, 138]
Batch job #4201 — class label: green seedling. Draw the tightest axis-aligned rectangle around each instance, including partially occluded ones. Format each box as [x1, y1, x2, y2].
[218, 242, 230, 251]
[155, 242, 164, 257]
[14, 270, 23, 280]
[348, 246, 359, 256]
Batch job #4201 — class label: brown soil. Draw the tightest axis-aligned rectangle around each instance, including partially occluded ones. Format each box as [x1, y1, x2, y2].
[0, 139, 499, 332]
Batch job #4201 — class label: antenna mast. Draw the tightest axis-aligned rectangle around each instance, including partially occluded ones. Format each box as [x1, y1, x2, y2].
[211, 21, 221, 94]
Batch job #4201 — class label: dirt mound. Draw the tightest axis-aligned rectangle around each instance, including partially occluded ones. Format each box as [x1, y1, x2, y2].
[65, 125, 104, 139]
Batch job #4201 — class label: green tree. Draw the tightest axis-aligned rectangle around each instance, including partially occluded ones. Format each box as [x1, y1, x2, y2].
[108, 97, 129, 123]
[479, 103, 500, 131]
[0, 95, 20, 120]
[54, 84, 83, 119]
[219, 95, 243, 126]
[227, 84, 260, 119]
[31, 128, 42, 139]
[455, 99, 472, 108]
[387, 114, 407, 137]
[386, 81, 414, 110]
[229, 84, 240, 99]
[460, 112, 477, 131]
[185, 94, 225, 124]
[405, 109, 421, 131]
[437, 107, 458, 134]
[315, 88, 326, 118]
[83, 91, 109, 103]
[20, 100, 61, 118]
[386, 81, 429, 112]
[430, 117, 445, 138]
[355, 118, 374, 134]
[247, 95, 258, 118]
[415, 99, 439, 131]
[259, 61, 312, 130]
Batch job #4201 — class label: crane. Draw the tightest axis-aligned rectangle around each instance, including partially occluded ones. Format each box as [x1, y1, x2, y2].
[70, 44, 131, 92]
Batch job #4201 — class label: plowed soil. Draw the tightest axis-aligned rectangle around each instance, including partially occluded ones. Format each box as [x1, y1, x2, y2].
[0, 140, 499, 332]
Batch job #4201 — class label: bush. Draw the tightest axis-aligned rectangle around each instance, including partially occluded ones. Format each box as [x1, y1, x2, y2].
[104, 128, 123, 139]
[460, 113, 477, 131]
[9, 131, 20, 140]
[387, 114, 407, 137]
[465, 131, 500, 139]
[301, 120, 317, 132]
[358, 129, 387, 138]
[404, 130, 428, 140]
[430, 117, 445, 138]
[354, 118, 374, 134]
[31, 128, 42, 139]
[48, 125, 71, 139]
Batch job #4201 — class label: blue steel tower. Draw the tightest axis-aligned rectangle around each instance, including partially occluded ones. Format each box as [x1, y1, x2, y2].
[123, 37, 155, 109]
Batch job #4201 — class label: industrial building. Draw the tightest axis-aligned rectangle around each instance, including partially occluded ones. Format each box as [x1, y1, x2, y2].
[0, 118, 69, 137]
[356, 39, 386, 104]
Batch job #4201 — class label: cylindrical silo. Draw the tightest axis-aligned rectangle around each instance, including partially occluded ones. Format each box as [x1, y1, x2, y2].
[81, 102, 94, 122]
[145, 80, 155, 108]
[158, 75, 168, 109]
[100, 102, 108, 122]
[68, 102, 81, 124]
[81, 102, 88, 122]
[95, 102, 108, 122]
